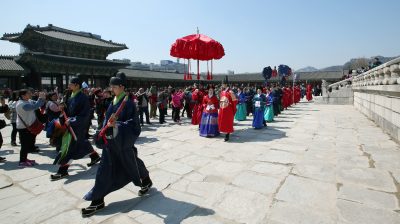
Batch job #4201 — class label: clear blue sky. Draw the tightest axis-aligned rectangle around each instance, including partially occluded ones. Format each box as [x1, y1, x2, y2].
[0, 0, 399, 73]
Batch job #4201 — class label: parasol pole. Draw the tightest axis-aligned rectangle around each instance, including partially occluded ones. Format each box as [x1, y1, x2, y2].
[211, 60, 213, 80]
[188, 59, 191, 80]
[183, 58, 186, 80]
[196, 27, 200, 84]
[207, 61, 209, 80]
[197, 59, 200, 83]
[184, 59, 188, 80]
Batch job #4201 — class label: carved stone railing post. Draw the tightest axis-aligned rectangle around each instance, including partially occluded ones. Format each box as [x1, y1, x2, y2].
[374, 70, 379, 85]
[368, 73, 373, 85]
[321, 79, 328, 96]
[383, 67, 391, 85]
[377, 69, 384, 85]
[389, 63, 399, 85]
[363, 74, 368, 86]
[371, 72, 376, 85]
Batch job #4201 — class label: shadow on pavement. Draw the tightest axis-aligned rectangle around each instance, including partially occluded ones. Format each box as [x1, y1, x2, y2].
[63, 164, 97, 184]
[224, 125, 287, 143]
[136, 136, 159, 145]
[92, 189, 215, 223]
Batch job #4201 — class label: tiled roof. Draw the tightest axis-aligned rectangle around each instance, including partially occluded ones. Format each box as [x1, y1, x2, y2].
[0, 56, 25, 72]
[2, 24, 127, 49]
[121, 69, 188, 80]
[19, 52, 130, 67]
[35, 30, 125, 48]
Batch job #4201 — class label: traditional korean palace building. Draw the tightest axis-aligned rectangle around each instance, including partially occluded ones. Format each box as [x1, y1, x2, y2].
[1, 24, 129, 90]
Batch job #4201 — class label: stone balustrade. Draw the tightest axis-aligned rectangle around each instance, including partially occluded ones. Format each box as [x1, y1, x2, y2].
[326, 56, 400, 143]
[351, 57, 400, 87]
[328, 77, 352, 90]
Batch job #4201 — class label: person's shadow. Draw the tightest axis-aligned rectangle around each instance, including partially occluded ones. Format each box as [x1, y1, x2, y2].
[135, 136, 159, 145]
[94, 189, 215, 223]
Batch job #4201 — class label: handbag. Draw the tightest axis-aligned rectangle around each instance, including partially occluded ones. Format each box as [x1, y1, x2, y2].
[18, 114, 44, 135]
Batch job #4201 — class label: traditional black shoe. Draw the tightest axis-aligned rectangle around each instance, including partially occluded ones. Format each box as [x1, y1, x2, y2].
[0, 157, 6, 162]
[138, 178, 153, 196]
[224, 134, 230, 142]
[81, 202, 105, 217]
[11, 142, 17, 146]
[50, 172, 69, 181]
[87, 157, 101, 167]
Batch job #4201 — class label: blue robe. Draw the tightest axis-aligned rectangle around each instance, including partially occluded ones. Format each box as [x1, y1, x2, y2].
[252, 94, 266, 129]
[54, 91, 94, 165]
[84, 97, 147, 201]
[235, 92, 247, 121]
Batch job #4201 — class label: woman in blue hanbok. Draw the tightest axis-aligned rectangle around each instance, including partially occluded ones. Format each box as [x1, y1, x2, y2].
[264, 89, 275, 122]
[252, 88, 267, 129]
[234, 88, 247, 121]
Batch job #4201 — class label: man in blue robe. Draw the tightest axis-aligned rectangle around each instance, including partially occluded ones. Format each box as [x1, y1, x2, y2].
[82, 72, 152, 217]
[51, 77, 101, 180]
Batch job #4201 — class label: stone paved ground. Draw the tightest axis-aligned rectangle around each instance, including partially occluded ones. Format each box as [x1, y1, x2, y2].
[0, 101, 399, 224]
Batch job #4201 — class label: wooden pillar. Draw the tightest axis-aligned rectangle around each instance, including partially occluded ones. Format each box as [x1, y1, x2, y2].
[65, 74, 69, 90]
[28, 70, 42, 90]
[56, 75, 63, 92]
[50, 75, 54, 89]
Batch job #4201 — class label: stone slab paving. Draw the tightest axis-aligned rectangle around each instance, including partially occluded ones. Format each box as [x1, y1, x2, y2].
[0, 101, 400, 223]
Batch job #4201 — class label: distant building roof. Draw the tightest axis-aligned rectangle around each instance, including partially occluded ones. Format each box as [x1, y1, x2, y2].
[2, 24, 127, 50]
[121, 69, 191, 80]
[213, 71, 344, 82]
[0, 56, 25, 73]
[120, 69, 343, 82]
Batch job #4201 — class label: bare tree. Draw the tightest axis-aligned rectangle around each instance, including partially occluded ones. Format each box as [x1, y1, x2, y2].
[351, 58, 369, 70]
[343, 57, 370, 70]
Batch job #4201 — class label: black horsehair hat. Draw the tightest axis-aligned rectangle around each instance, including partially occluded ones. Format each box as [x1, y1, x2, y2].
[110, 72, 127, 86]
[70, 77, 80, 85]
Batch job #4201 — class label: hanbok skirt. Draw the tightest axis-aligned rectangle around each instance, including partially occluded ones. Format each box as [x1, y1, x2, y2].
[234, 103, 247, 121]
[200, 112, 220, 137]
[264, 105, 274, 122]
[252, 108, 265, 129]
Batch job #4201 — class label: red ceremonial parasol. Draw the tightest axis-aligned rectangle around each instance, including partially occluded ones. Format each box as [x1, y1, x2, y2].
[170, 29, 225, 80]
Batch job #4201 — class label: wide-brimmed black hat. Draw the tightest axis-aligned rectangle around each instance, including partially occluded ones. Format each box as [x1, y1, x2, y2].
[70, 77, 81, 85]
[110, 72, 126, 86]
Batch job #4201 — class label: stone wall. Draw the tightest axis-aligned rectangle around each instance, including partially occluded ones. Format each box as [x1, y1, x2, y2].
[352, 57, 400, 143]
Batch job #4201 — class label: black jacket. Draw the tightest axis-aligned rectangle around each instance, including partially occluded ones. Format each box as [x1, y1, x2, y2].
[137, 93, 149, 108]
